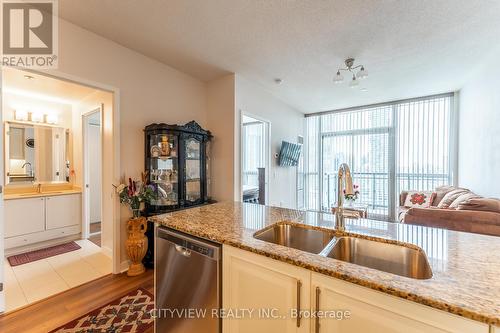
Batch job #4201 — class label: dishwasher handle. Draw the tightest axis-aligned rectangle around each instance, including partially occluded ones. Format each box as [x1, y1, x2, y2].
[157, 227, 220, 260]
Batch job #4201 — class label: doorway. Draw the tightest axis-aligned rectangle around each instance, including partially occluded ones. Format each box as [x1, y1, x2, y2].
[241, 114, 270, 204]
[83, 107, 103, 247]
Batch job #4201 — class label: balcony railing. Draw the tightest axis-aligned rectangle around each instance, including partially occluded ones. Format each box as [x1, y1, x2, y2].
[317, 172, 449, 219]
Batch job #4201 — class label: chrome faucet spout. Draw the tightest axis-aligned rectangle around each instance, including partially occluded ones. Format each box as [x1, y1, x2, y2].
[335, 163, 354, 231]
[22, 162, 33, 177]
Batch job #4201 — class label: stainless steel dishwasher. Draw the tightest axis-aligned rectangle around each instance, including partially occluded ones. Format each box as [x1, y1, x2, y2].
[155, 226, 221, 333]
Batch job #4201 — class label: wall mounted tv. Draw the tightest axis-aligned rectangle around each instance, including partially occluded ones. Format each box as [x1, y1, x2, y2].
[278, 141, 302, 166]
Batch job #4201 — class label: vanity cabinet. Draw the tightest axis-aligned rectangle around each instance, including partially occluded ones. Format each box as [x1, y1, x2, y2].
[223, 245, 310, 333]
[222, 246, 489, 333]
[4, 193, 81, 250]
[45, 194, 81, 229]
[5, 197, 45, 237]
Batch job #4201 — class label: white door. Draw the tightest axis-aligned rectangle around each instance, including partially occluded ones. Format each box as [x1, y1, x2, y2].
[82, 108, 102, 238]
[223, 246, 310, 333]
[88, 123, 101, 223]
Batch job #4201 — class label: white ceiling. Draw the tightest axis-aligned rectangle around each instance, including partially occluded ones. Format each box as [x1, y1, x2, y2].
[59, 0, 500, 113]
[2, 67, 99, 104]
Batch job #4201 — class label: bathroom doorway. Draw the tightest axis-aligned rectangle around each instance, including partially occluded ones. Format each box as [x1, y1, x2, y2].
[83, 107, 103, 247]
[241, 114, 270, 204]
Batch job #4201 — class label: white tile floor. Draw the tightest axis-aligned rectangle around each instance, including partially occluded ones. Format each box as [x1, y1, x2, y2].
[4, 239, 112, 312]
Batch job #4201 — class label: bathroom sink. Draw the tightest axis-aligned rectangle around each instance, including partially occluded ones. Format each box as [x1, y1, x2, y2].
[325, 237, 432, 279]
[254, 224, 433, 280]
[253, 223, 334, 254]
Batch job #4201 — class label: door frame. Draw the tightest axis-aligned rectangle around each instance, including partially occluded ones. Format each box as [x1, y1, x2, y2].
[82, 106, 103, 241]
[239, 110, 271, 205]
[1, 68, 121, 274]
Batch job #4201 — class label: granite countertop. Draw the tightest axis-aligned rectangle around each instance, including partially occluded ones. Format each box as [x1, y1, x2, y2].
[150, 202, 500, 326]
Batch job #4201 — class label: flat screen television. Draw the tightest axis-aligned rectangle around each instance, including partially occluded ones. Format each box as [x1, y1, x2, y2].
[278, 141, 302, 166]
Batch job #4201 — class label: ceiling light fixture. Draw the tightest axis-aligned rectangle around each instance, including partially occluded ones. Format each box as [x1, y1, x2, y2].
[24, 75, 35, 80]
[333, 58, 368, 86]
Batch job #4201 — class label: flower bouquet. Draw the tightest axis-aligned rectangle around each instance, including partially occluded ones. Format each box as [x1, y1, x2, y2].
[116, 176, 156, 218]
[344, 184, 360, 205]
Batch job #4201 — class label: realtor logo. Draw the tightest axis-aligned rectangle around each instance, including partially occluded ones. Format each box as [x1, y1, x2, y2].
[1, 0, 58, 68]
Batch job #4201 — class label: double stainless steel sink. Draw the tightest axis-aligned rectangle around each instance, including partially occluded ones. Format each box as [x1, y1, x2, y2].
[254, 223, 433, 280]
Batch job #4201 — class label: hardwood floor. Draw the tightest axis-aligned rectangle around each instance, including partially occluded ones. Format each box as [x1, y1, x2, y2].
[0, 269, 154, 333]
[88, 222, 102, 247]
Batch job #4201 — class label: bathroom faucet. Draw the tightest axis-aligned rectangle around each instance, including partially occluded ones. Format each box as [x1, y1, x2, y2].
[22, 162, 33, 177]
[335, 163, 354, 231]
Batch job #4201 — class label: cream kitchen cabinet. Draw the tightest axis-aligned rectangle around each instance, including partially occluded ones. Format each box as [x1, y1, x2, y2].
[311, 272, 488, 333]
[223, 245, 489, 333]
[223, 245, 310, 333]
[4, 193, 82, 251]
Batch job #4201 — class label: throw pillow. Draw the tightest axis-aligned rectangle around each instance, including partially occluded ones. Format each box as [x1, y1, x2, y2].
[458, 198, 500, 213]
[437, 189, 470, 209]
[448, 192, 480, 209]
[433, 185, 456, 206]
[403, 191, 436, 208]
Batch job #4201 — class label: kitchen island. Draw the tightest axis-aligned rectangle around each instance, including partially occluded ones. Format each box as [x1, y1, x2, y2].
[150, 202, 500, 332]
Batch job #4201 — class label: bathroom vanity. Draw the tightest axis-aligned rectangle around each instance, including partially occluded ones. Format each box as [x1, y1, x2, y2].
[3, 121, 82, 254]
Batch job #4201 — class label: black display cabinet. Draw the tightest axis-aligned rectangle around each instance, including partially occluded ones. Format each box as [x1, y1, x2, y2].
[142, 121, 213, 267]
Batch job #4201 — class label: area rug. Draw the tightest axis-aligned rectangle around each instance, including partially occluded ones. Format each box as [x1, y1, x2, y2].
[49, 288, 154, 333]
[7, 241, 81, 266]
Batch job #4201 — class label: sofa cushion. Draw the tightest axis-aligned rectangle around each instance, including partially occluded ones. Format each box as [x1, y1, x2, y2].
[449, 192, 481, 209]
[437, 188, 470, 209]
[403, 191, 436, 208]
[432, 185, 456, 206]
[458, 198, 500, 213]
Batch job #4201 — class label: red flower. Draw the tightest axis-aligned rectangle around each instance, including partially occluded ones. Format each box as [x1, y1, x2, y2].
[410, 193, 427, 205]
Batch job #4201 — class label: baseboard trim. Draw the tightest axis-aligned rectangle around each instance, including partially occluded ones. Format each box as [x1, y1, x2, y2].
[101, 246, 112, 258]
[120, 260, 130, 273]
[4, 234, 81, 257]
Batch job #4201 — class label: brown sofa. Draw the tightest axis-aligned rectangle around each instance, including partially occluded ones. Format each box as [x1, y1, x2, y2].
[399, 187, 500, 237]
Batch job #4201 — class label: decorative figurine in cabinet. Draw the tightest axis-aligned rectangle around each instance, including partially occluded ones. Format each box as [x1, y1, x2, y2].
[144, 121, 212, 215]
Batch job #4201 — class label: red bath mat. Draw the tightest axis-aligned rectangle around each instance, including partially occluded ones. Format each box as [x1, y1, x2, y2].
[7, 241, 81, 266]
[49, 288, 154, 333]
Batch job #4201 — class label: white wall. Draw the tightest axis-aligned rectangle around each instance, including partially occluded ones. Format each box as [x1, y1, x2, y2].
[52, 19, 208, 265]
[458, 58, 500, 198]
[206, 75, 236, 201]
[235, 75, 304, 208]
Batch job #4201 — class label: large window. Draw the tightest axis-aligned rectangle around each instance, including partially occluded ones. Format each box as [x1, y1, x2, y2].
[303, 93, 456, 220]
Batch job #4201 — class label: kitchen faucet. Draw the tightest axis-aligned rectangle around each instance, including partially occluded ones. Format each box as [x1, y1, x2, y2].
[335, 163, 354, 231]
[22, 162, 33, 177]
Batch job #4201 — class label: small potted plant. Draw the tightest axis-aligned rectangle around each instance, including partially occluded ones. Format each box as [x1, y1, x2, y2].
[116, 175, 156, 276]
[343, 184, 360, 207]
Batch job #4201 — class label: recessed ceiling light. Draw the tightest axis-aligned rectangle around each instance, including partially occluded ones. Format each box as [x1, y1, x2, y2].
[24, 75, 34, 80]
[360, 88, 368, 92]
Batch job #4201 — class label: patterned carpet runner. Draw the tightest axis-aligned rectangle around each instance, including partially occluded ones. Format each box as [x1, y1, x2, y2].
[49, 288, 154, 332]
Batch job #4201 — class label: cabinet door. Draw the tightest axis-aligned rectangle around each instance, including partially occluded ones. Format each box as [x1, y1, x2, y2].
[223, 246, 310, 333]
[46, 194, 82, 229]
[4, 198, 45, 237]
[311, 273, 488, 333]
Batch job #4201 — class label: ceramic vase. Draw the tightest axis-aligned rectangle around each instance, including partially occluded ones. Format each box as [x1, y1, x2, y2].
[125, 216, 148, 276]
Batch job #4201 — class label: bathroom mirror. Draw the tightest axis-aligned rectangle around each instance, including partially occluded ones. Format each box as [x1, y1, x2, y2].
[5, 122, 69, 185]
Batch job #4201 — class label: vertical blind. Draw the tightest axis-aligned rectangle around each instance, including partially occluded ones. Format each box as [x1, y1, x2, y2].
[303, 93, 455, 220]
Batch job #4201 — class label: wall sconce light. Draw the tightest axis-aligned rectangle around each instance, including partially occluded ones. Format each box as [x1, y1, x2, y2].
[31, 112, 43, 122]
[14, 110, 29, 121]
[46, 114, 58, 124]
